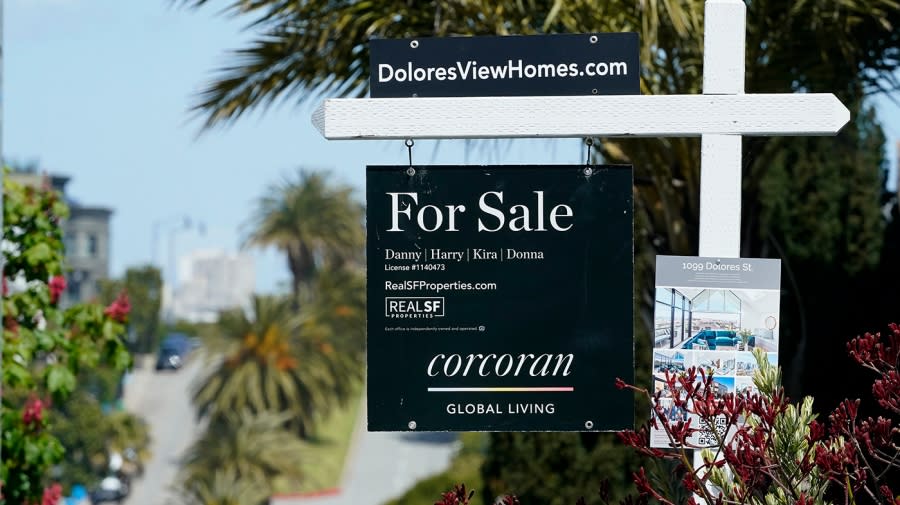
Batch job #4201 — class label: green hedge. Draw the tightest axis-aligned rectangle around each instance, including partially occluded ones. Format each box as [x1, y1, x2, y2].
[383, 433, 487, 505]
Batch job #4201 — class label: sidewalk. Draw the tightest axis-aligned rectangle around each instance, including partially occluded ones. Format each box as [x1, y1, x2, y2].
[122, 354, 156, 411]
[273, 399, 460, 505]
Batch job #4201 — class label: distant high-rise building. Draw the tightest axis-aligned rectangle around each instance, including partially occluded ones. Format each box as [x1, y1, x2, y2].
[169, 249, 255, 323]
[8, 170, 112, 306]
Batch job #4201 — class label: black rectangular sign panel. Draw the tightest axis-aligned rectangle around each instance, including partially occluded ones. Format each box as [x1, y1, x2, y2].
[367, 165, 634, 432]
[369, 33, 639, 98]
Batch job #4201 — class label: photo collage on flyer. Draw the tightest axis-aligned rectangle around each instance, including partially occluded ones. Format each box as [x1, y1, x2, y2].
[651, 256, 781, 448]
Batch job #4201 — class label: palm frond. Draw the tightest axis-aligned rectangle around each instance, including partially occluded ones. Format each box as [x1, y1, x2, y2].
[193, 289, 362, 438]
[177, 465, 271, 505]
[181, 410, 306, 484]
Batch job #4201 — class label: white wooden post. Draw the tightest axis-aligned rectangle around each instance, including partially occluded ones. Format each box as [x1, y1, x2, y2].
[700, 0, 746, 259]
[696, 0, 748, 476]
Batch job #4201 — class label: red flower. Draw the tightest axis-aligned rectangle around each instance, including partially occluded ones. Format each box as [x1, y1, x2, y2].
[4, 315, 19, 336]
[682, 472, 701, 494]
[41, 484, 62, 505]
[855, 416, 894, 453]
[618, 429, 646, 448]
[872, 370, 900, 413]
[48, 275, 66, 305]
[668, 417, 694, 445]
[2, 276, 7, 296]
[795, 492, 812, 505]
[23, 397, 44, 427]
[104, 291, 131, 323]
[435, 484, 474, 505]
[632, 468, 654, 496]
[807, 420, 825, 443]
[847, 324, 899, 374]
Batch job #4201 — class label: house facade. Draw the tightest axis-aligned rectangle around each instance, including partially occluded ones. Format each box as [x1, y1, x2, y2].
[10, 171, 112, 306]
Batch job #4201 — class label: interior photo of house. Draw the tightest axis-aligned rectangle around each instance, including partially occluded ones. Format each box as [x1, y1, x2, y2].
[654, 287, 780, 353]
[695, 351, 736, 376]
[735, 377, 758, 396]
[735, 352, 760, 376]
[653, 350, 688, 375]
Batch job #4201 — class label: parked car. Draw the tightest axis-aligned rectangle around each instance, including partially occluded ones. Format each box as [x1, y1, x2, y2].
[89, 474, 129, 504]
[155, 333, 195, 371]
[155, 346, 183, 370]
[163, 333, 194, 354]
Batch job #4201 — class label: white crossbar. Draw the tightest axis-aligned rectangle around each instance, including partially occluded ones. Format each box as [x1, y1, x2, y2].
[311, 94, 849, 140]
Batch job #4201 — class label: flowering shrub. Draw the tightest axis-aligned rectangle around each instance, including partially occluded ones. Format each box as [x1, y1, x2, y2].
[616, 324, 899, 505]
[2, 171, 132, 504]
[434, 324, 899, 505]
[435, 484, 520, 505]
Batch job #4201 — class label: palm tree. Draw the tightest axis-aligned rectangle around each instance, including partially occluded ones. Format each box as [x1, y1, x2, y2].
[243, 169, 364, 306]
[104, 411, 151, 477]
[180, 410, 306, 489]
[192, 294, 361, 438]
[297, 266, 366, 361]
[177, 466, 270, 505]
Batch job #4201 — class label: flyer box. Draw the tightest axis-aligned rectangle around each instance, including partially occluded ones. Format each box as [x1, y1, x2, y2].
[651, 255, 781, 447]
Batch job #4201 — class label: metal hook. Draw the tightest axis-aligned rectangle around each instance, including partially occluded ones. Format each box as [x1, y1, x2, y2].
[583, 138, 595, 177]
[404, 139, 416, 176]
[405, 139, 415, 175]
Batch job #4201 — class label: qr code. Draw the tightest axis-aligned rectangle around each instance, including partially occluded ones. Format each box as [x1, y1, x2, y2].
[698, 416, 728, 446]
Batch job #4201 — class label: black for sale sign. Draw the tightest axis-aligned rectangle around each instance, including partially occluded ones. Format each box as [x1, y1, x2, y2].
[367, 165, 634, 432]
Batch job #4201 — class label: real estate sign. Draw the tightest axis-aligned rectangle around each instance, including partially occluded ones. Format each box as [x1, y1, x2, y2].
[651, 255, 781, 447]
[367, 165, 634, 432]
[369, 33, 639, 98]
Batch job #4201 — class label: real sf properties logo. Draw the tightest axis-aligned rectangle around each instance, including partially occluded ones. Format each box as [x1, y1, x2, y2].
[385, 296, 445, 319]
[377, 59, 629, 83]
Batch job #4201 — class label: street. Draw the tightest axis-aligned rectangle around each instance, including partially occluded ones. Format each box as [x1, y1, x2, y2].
[123, 356, 204, 505]
[272, 399, 460, 505]
[121, 358, 459, 505]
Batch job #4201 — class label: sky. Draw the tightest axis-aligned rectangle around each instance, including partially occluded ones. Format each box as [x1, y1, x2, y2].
[5, 1, 899, 294]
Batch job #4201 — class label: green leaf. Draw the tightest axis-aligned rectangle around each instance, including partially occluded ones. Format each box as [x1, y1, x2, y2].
[35, 330, 56, 351]
[24, 437, 42, 466]
[112, 345, 133, 371]
[4, 361, 33, 388]
[102, 319, 118, 340]
[46, 365, 77, 396]
[24, 242, 52, 266]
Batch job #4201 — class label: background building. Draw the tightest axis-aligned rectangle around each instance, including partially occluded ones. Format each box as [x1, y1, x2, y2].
[167, 249, 255, 323]
[9, 170, 112, 306]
